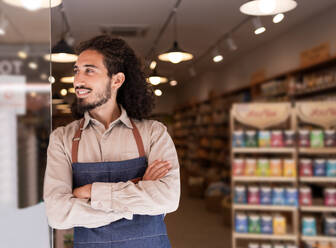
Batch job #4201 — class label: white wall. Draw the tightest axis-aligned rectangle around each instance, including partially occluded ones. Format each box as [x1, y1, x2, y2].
[171, 5, 336, 106]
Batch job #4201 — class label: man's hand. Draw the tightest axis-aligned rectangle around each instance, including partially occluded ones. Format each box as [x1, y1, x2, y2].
[73, 184, 92, 199]
[143, 160, 172, 181]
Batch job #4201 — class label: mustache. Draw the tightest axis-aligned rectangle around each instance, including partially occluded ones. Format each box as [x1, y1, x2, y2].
[75, 86, 92, 90]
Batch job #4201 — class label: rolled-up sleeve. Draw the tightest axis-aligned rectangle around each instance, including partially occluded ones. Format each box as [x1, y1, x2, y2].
[90, 120, 181, 215]
[43, 127, 132, 230]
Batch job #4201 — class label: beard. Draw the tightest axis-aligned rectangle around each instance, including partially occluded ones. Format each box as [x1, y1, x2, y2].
[76, 80, 112, 115]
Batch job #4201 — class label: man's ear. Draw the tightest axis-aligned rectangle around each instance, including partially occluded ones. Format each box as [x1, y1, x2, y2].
[111, 72, 125, 89]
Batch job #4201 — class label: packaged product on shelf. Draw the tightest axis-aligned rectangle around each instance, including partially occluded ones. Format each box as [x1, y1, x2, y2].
[300, 159, 313, 177]
[283, 159, 296, 177]
[248, 186, 260, 204]
[235, 213, 248, 233]
[299, 130, 311, 147]
[270, 159, 283, 177]
[327, 160, 336, 177]
[324, 188, 336, 206]
[304, 241, 317, 248]
[234, 186, 247, 204]
[302, 217, 317, 236]
[257, 159, 270, 176]
[233, 131, 245, 147]
[261, 215, 273, 234]
[261, 244, 272, 248]
[285, 187, 298, 206]
[284, 130, 296, 147]
[233, 159, 245, 176]
[314, 159, 326, 176]
[300, 187, 313, 206]
[271, 130, 284, 147]
[325, 130, 336, 147]
[249, 243, 260, 248]
[260, 187, 272, 205]
[318, 242, 331, 248]
[246, 130, 258, 147]
[245, 159, 257, 176]
[248, 215, 261, 233]
[286, 245, 298, 248]
[311, 130, 324, 148]
[274, 244, 285, 248]
[324, 216, 336, 236]
[272, 187, 286, 205]
[273, 215, 287, 235]
[259, 131, 271, 147]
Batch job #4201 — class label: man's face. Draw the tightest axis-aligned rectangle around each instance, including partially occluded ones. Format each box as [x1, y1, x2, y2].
[73, 49, 112, 112]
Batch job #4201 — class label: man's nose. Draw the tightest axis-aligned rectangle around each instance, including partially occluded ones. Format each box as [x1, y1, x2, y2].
[73, 74, 85, 88]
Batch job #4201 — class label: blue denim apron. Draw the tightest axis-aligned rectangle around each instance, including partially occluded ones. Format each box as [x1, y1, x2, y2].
[71, 119, 171, 248]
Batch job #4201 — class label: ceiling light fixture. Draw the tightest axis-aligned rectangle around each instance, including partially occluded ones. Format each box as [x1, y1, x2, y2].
[169, 80, 178, 86]
[28, 61, 38, 70]
[273, 13, 285, 23]
[60, 88, 68, 96]
[154, 89, 163, 96]
[149, 60, 157, 70]
[60, 76, 74, 83]
[147, 69, 168, 85]
[0, 13, 8, 36]
[240, 0, 297, 16]
[252, 17, 266, 35]
[226, 36, 238, 51]
[3, 0, 62, 11]
[17, 45, 30, 59]
[158, 8, 193, 64]
[212, 48, 223, 63]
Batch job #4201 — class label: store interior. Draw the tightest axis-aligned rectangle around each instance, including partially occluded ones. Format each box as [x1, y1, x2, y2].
[1, 0, 336, 248]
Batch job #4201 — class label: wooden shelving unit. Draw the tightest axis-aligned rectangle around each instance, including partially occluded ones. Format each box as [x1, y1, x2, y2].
[233, 233, 298, 241]
[233, 176, 296, 183]
[301, 236, 336, 243]
[234, 204, 297, 212]
[233, 147, 295, 154]
[300, 206, 336, 212]
[300, 177, 336, 183]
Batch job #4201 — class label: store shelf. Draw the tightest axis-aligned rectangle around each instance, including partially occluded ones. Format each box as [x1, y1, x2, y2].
[299, 148, 336, 154]
[300, 177, 336, 183]
[233, 233, 297, 241]
[233, 176, 296, 183]
[234, 204, 297, 211]
[233, 147, 295, 154]
[300, 206, 336, 212]
[301, 236, 336, 242]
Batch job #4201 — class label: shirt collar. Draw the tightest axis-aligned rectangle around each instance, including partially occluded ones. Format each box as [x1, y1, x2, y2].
[82, 104, 133, 130]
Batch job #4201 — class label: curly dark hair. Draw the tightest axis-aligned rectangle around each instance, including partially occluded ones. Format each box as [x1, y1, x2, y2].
[73, 35, 155, 120]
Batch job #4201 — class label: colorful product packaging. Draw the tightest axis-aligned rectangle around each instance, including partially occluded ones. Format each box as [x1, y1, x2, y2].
[270, 159, 283, 177]
[234, 186, 247, 204]
[272, 187, 286, 205]
[285, 187, 298, 206]
[259, 131, 271, 148]
[274, 245, 285, 248]
[313, 159, 326, 176]
[246, 130, 258, 147]
[257, 159, 270, 177]
[318, 242, 331, 248]
[284, 130, 295, 147]
[248, 215, 261, 233]
[300, 187, 312, 206]
[271, 130, 284, 147]
[261, 244, 272, 248]
[324, 217, 336, 236]
[273, 215, 287, 235]
[302, 217, 317, 236]
[261, 215, 273, 234]
[327, 160, 336, 177]
[300, 159, 313, 177]
[233, 159, 245, 176]
[299, 130, 310, 147]
[248, 186, 260, 204]
[311, 130, 324, 148]
[245, 159, 257, 176]
[283, 159, 296, 177]
[233, 130, 245, 147]
[235, 213, 248, 233]
[324, 188, 336, 206]
[260, 187, 272, 205]
[325, 130, 336, 147]
[304, 241, 317, 248]
[249, 243, 260, 248]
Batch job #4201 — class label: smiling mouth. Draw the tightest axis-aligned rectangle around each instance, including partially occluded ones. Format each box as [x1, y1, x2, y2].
[76, 88, 92, 98]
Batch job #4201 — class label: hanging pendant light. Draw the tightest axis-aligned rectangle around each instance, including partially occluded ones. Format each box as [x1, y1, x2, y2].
[44, 39, 77, 63]
[158, 9, 193, 64]
[3, 0, 62, 11]
[147, 69, 168, 85]
[240, 0, 297, 16]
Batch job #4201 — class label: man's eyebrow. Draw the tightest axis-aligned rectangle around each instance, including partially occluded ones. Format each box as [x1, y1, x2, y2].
[73, 64, 98, 69]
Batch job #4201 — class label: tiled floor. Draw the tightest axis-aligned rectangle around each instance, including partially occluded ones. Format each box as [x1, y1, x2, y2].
[165, 186, 231, 248]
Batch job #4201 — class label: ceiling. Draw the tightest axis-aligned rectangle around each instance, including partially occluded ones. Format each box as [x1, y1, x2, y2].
[1, 0, 336, 94]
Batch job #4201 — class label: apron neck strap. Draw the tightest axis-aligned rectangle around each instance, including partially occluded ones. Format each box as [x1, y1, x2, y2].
[71, 118, 145, 163]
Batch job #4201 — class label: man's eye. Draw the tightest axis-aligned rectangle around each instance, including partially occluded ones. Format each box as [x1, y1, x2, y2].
[86, 69, 94, 73]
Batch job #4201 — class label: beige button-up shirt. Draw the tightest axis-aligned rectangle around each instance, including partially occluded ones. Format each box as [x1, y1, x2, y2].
[43, 105, 180, 229]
